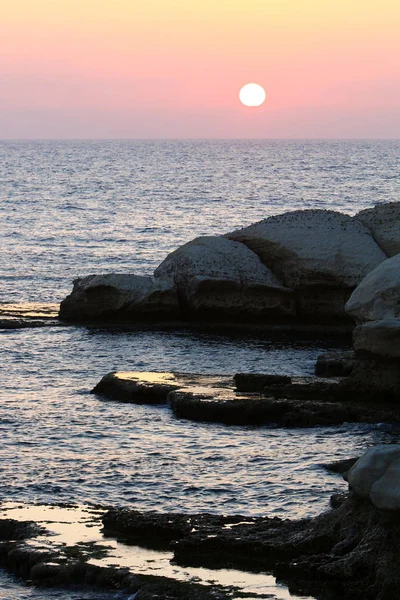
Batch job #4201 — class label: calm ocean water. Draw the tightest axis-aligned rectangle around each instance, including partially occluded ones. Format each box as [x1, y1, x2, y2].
[1, 140, 400, 598]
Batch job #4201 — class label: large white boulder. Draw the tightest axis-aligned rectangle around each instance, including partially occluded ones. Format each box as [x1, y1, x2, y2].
[226, 209, 386, 289]
[353, 319, 400, 358]
[59, 274, 178, 321]
[154, 236, 295, 317]
[356, 202, 400, 257]
[345, 254, 400, 323]
[347, 445, 400, 510]
[226, 210, 386, 319]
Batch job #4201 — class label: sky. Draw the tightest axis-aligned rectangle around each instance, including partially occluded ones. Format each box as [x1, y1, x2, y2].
[1, 0, 400, 138]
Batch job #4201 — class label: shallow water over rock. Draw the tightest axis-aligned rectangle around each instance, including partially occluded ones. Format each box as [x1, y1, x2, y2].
[0, 503, 315, 600]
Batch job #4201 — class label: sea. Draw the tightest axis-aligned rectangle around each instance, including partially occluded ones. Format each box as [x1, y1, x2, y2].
[1, 139, 400, 599]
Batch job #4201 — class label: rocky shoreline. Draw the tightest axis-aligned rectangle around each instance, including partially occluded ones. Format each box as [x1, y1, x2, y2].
[3, 203, 400, 598]
[59, 205, 400, 328]
[1, 483, 400, 600]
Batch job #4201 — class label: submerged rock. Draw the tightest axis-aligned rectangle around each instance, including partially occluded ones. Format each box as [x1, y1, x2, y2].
[92, 370, 399, 427]
[356, 201, 400, 257]
[168, 386, 396, 428]
[0, 302, 60, 329]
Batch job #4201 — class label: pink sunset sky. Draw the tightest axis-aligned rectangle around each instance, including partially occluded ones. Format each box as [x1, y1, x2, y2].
[1, 0, 400, 139]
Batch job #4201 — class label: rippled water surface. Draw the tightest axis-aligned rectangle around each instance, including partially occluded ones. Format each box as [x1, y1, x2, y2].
[1, 139, 399, 302]
[1, 140, 400, 598]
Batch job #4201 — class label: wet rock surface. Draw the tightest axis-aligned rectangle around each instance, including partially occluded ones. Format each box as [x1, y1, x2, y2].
[0, 504, 289, 600]
[0, 303, 60, 329]
[322, 457, 359, 475]
[92, 371, 400, 427]
[103, 495, 400, 600]
[91, 372, 234, 405]
[315, 350, 356, 377]
[169, 389, 399, 427]
[234, 372, 291, 391]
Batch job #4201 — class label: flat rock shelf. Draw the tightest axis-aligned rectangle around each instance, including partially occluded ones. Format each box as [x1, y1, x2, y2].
[91, 371, 400, 428]
[0, 502, 315, 600]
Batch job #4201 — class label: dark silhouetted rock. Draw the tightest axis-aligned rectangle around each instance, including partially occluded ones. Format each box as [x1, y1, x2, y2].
[315, 350, 356, 377]
[234, 372, 291, 392]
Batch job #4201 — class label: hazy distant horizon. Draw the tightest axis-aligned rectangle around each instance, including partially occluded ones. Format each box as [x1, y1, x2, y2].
[2, 137, 400, 142]
[2, 1, 400, 139]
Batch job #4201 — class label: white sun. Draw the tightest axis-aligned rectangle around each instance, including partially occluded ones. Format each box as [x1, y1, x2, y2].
[239, 83, 266, 107]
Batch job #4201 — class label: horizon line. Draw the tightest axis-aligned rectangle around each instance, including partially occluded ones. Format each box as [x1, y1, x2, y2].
[1, 137, 400, 142]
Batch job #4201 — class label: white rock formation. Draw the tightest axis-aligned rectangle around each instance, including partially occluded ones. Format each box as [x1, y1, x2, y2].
[154, 236, 295, 316]
[353, 319, 400, 358]
[356, 202, 400, 257]
[347, 445, 400, 510]
[226, 209, 386, 289]
[59, 274, 178, 320]
[345, 254, 400, 324]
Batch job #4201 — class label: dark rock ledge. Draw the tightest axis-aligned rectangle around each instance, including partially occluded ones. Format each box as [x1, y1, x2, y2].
[0, 303, 61, 330]
[102, 492, 400, 600]
[2, 492, 400, 600]
[91, 370, 400, 428]
[0, 516, 229, 600]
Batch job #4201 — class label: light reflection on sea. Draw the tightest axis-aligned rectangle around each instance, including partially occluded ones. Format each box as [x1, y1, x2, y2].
[1, 140, 400, 597]
[1, 322, 398, 518]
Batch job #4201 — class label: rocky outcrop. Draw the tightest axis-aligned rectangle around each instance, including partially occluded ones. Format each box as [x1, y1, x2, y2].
[347, 445, 400, 509]
[154, 235, 295, 318]
[92, 371, 183, 404]
[355, 202, 400, 257]
[315, 350, 356, 377]
[0, 303, 60, 329]
[103, 491, 400, 600]
[92, 370, 400, 428]
[233, 372, 291, 391]
[353, 319, 400, 358]
[59, 207, 395, 325]
[226, 209, 386, 319]
[345, 254, 400, 324]
[59, 274, 178, 321]
[339, 255, 400, 398]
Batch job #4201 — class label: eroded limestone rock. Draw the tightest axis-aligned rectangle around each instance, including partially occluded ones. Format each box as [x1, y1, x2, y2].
[345, 254, 400, 324]
[347, 445, 400, 510]
[227, 209, 385, 289]
[154, 235, 295, 318]
[356, 202, 400, 257]
[227, 209, 386, 319]
[353, 319, 400, 358]
[59, 274, 178, 321]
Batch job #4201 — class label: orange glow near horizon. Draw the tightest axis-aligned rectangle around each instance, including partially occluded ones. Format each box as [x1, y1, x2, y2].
[1, 0, 400, 138]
